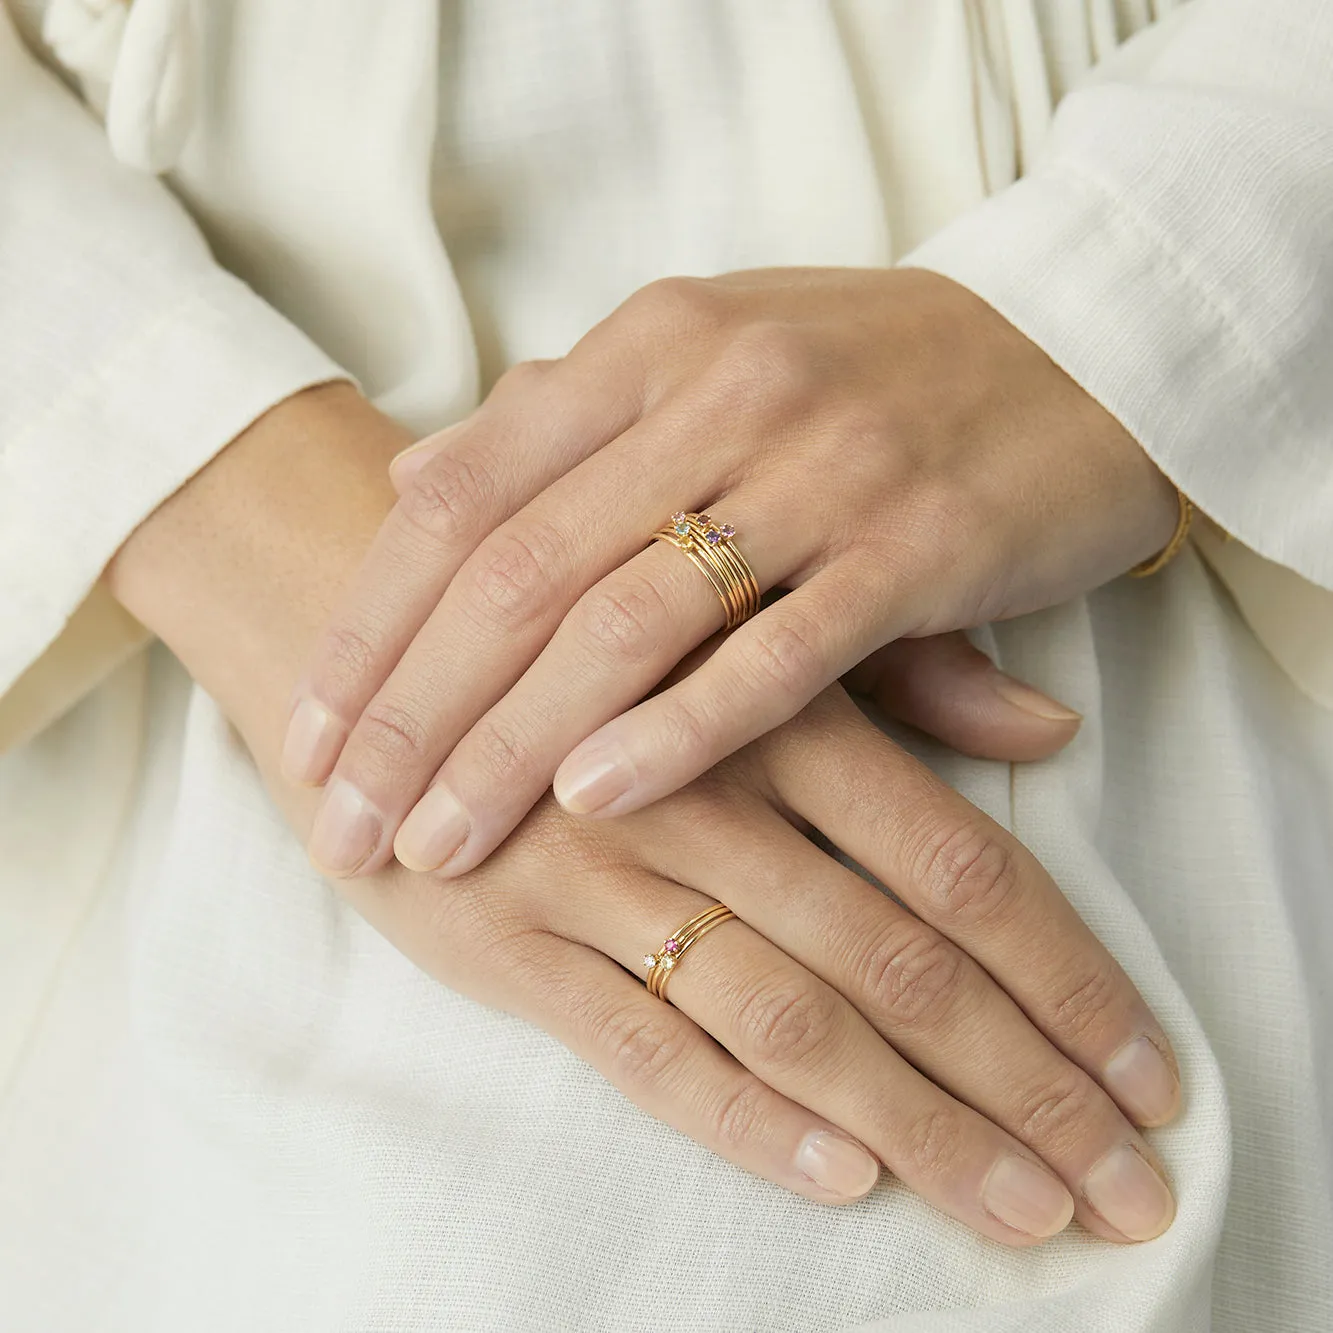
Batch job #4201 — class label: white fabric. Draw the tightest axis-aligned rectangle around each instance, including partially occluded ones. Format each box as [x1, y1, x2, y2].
[1, 1, 1331, 1329]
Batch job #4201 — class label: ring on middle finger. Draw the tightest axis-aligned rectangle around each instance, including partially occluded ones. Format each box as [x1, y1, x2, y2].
[652, 511, 761, 630]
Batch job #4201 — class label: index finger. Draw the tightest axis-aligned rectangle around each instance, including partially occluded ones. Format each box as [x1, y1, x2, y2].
[759, 690, 1182, 1130]
[280, 359, 633, 789]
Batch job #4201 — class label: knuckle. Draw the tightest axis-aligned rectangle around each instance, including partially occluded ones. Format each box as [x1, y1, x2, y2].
[859, 927, 967, 1029]
[397, 451, 492, 546]
[465, 524, 561, 628]
[597, 1007, 690, 1090]
[493, 357, 555, 399]
[725, 321, 811, 392]
[318, 623, 380, 700]
[1013, 1072, 1103, 1148]
[740, 612, 824, 701]
[628, 275, 725, 331]
[656, 697, 714, 759]
[576, 573, 669, 666]
[912, 820, 1023, 928]
[354, 698, 432, 769]
[467, 714, 535, 784]
[735, 978, 840, 1073]
[1044, 961, 1125, 1048]
[710, 1080, 771, 1153]
[902, 1106, 967, 1181]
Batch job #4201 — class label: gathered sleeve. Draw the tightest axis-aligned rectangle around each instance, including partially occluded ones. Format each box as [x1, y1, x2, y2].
[0, 4, 347, 750]
[902, 0, 1333, 706]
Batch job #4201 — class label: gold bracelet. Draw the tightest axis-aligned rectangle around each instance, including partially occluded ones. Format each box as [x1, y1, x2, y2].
[1130, 488, 1194, 578]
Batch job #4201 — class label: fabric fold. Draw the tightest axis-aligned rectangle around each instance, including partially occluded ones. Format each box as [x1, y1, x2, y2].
[0, 5, 347, 741]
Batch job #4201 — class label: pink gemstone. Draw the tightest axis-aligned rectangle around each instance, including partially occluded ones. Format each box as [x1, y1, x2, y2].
[671, 511, 686, 525]
[664, 938, 679, 954]
[720, 523, 736, 539]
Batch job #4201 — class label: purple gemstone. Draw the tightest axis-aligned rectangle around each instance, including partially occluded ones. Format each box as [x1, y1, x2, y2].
[704, 528, 722, 545]
[664, 938, 680, 954]
[720, 523, 736, 539]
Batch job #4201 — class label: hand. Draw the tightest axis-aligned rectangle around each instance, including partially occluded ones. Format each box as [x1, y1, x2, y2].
[106, 384, 1177, 1246]
[284, 268, 1126, 879]
[340, 682, 1179, 1245]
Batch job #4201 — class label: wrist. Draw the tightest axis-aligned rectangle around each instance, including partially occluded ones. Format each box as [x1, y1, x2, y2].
[106, 382, 410, 771]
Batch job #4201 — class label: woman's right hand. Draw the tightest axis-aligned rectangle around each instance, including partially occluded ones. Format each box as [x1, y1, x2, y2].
[340, 681, 1179, 1247]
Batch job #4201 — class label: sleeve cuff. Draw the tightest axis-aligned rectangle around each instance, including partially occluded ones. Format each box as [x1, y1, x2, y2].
[899, 163, 1333, 592]
[0, 265, 349, 714]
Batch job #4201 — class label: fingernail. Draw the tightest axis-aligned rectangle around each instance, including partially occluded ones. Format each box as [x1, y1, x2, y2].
[308, 778, 382, 877]
[989, 671, 1082, 723]
[554, 747, 635, 815]
[1105, 1036, 1181, 1126]
[982, 1154, 1076, 1238]
[394, 784, 470, 872]
[1081, 1143, 1176, 1241]
[281, 698, 346, 785]
[795, 1131, 879, 1199]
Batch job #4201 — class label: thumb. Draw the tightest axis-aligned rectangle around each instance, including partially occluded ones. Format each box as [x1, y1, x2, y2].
[846, 632, 1081, 763]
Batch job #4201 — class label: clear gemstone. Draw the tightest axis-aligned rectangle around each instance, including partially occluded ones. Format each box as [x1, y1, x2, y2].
[643, 954, 657, 969]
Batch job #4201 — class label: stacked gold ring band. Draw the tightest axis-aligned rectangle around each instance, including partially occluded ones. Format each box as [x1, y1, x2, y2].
[643, 903, 737, 1001]
[652, 511, 761, 630]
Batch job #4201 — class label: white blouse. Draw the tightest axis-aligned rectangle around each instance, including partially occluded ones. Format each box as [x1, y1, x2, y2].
[1, 2, 1331, 1329]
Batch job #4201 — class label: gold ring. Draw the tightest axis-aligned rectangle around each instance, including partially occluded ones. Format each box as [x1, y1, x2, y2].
[642, 903, 737, 1001]
[1130, 487, 1193, 577]
[652, 511, 761, 630]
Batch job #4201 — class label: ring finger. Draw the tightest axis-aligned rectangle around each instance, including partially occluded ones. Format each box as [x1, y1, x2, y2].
[625, 799, 1176, 1243]
[312, 449, 812, 877]
[391, 487, 812, 876]
[560, 871, 1079, 1246]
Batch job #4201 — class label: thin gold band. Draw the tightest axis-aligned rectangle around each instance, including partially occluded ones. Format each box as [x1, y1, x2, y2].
[1130, 488, 1193, 578]
[643, 903, 737, 1001]
[652, 511, 761, 629]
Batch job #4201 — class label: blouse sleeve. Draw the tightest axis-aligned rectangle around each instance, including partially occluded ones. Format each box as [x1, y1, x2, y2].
[0, 4, 348, 750]
[900, 0, 1333, 704]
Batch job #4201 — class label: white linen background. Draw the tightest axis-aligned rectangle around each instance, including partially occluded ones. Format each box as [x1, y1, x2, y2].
[1, 1, 1331, 1329]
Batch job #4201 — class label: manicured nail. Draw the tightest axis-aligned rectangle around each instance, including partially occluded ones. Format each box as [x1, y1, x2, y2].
[394, 784, 470, 872]
[1105, 1036, 1181, 1126]
[554, 747, 635, 815]
[281, 698, 346, 785]
[982, 1154, 1076, 1238]
[307, 778, 382, 877]
[989, 671, 1082, 723]
[1081, 1143, 1176, 1241]
[795, 1132, 879, 1199]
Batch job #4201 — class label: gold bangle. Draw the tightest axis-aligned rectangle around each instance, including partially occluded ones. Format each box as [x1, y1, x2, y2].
[1130, 488, 1194, 578]
[643, 904, 737, 1002]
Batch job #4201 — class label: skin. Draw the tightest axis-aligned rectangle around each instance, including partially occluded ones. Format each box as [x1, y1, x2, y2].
[283, 268, 1177, 884]
[105, 383, 1180, 1247]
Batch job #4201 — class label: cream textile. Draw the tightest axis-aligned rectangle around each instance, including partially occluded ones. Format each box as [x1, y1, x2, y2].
[2, 1, 1332, 1329]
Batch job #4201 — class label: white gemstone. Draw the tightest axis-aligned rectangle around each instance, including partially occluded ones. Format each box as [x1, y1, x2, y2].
[643, 954, 657, 968]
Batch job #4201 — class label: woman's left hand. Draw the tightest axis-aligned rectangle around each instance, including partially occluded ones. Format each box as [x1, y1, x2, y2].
[285, 268, 1175, 878]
